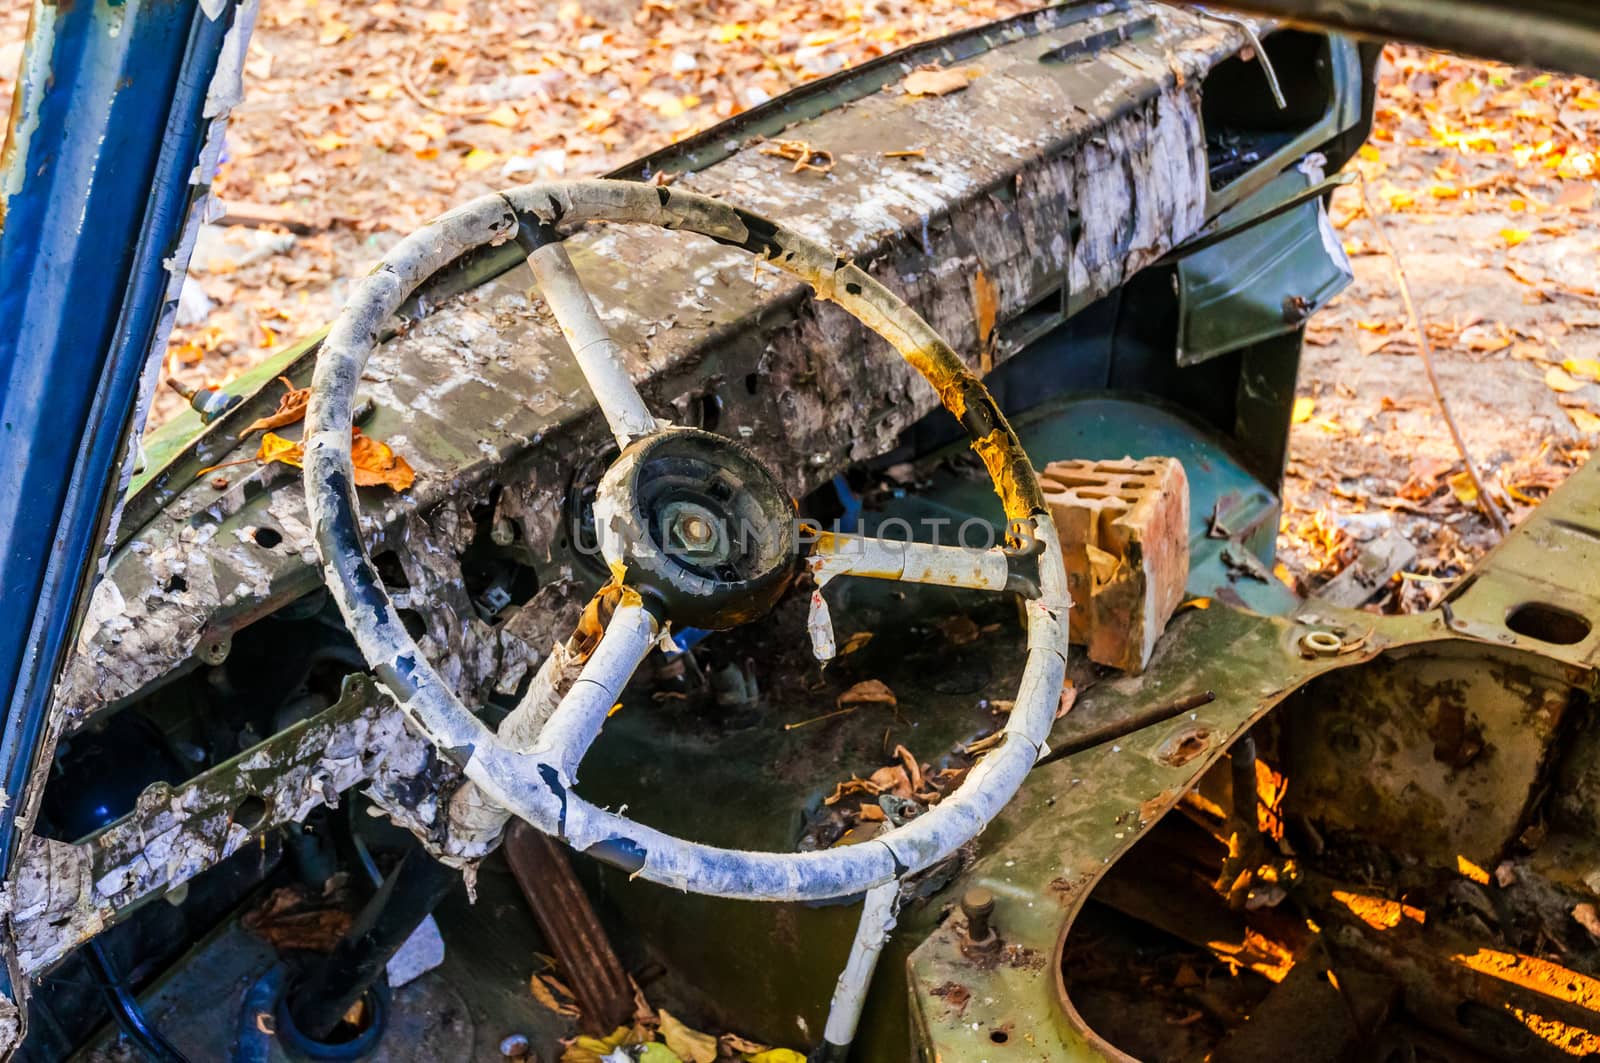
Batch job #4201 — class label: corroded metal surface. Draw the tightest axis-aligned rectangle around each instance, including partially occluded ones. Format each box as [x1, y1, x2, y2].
[903, 454, 1600, 1060]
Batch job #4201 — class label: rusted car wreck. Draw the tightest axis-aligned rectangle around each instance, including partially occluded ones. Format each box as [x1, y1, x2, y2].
[3, 0, 1600, 1059]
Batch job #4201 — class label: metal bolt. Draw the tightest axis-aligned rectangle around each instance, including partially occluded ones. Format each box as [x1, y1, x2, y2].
[679, 514, 713, 547]
[961, 886, 995, 942]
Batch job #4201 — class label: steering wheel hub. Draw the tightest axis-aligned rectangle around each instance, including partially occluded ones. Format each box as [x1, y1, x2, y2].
[594, 428, 797, 629]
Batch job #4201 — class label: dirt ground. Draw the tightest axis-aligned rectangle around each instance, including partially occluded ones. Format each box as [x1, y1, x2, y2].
[1284, 49, 1600, 608]
[3, 9, 1599, 609]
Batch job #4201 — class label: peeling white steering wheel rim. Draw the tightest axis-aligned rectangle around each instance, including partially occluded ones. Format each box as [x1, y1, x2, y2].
[303, 180, 1069, 902]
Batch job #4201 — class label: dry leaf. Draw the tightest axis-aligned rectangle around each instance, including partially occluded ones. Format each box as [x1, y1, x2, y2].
[1291, 396, 1315, 423]
[1568, 406, 1600, 433]
[745, 1051, 807, 1063]
[238, 376, 311, 438]
[658, 1010, 717, 1063]
[1501, 228, 1532, 247]
[1546, 366, 1586, 392]
[903, 64, 975, 96]
[836, 679, 896, 710]
[530, 973, 580, 1018]
[866, 764, 912, 798]
[351, 428, 417, 490]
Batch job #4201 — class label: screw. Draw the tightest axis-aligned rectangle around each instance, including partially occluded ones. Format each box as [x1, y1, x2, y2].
[962, 886, 995, 942]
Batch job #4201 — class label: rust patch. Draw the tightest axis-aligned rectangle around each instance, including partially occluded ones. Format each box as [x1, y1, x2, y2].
[1428, 697, 1486, 768]
[930, 981, 972, 1014]
[1157, 725, 1212, 767]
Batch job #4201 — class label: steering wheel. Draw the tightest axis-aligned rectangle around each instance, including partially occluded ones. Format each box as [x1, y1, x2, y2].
[303, 179, 1068, 906]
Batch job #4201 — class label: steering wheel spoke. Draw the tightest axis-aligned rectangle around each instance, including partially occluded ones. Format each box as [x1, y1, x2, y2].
[529, 591, 659, 785]
[804, 528, 1040, 663]
[521, 234, 658, 448]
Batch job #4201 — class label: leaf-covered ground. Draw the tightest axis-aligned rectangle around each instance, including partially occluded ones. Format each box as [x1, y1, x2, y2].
[3, 8, 1598, 610]
[1282, 48, 1600, 609]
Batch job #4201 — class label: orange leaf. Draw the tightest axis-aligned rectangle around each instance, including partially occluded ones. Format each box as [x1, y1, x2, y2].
[238, 377, 311, 439]
[351, 429, 416, 491]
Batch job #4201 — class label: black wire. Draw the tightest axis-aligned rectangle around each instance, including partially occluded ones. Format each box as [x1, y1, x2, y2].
[85, 940, 191, 1063]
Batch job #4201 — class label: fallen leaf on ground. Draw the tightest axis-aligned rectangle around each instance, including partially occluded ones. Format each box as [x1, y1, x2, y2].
[1447, 470, 1479, 505]
[1291, 396, 1315, 423]
[1563, 357, 1600, 381]
[837, 679, 896, 710]
[745, 1050, 807, 1063]
[237, 376, 311, 438]
[839, 631, 873, 655]
[659, 1010, 717, 1063]
[867, 764, 913, 798]
[903, 64, 976, 96]
[720, 1034, 769, 1055]
[1546, 366, 1586, 392]
[1569, 407, 1600, 433]
[892, 743, 924, 790]
[1501, 228, 1532, 247]
[561, 1026, 652, 1063]
[757, 138, 834, 174]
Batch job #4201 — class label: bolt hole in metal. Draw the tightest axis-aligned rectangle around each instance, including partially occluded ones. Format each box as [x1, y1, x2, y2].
[232, 794, 269, 833]
[1504, 601, 1592, 645]
[253, 525, 283, 549]
[989, 1030, 1009, 1044]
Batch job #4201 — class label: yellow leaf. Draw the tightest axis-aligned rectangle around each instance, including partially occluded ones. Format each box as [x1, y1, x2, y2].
[744, 1052, 807, 1063]
[1569, 407, 1600, 434]
[462, 149, 498, 172]
[1291, 396, 1315, 424]
[659, 1011, 718, 1063]
[481, 104, 521, 129]
[1564, 358, 1600, 381]
[1501, 228, 1532, 247]
[528, 973, 579, 1018]
[1447, 470, 1478, 506]
[1429, 183, 1459, 199]
[1358, 144, 1381, 162]
[711, 22, 744, 42]
[1546, 366, 1586, 393]
[310, 132, 348, 152]
[257, 432, 304, 469]
[562, 1026, 651, 1063]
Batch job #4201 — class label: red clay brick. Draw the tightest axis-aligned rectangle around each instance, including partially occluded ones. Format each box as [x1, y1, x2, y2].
[1039, 457, 1189, 673]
